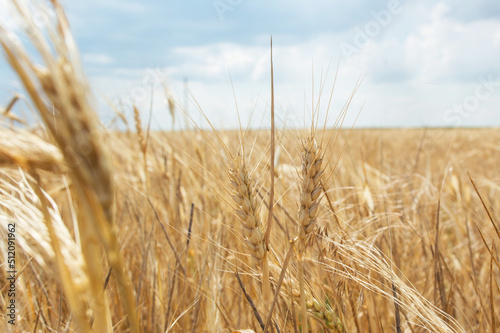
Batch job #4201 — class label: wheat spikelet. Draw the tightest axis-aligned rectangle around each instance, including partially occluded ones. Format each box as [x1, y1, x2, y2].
[229, 156, 266, 261]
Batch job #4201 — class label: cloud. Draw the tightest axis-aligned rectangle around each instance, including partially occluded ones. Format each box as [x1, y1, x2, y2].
[405, 2, 500, 83]
[444, 0, 500, 22]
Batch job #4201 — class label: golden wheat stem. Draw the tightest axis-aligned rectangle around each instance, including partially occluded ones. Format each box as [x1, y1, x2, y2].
[262, 36, 275, 306]
[299, 257, 307, 332]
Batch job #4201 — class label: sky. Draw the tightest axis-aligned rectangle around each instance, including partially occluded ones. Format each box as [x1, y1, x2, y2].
[1, 0, 500, 129]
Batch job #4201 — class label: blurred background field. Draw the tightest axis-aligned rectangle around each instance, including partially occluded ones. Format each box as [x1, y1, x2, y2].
[2, 125, 499, 332]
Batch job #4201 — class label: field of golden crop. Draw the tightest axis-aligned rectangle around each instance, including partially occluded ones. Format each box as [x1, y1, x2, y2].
[1, 1, 499, 333]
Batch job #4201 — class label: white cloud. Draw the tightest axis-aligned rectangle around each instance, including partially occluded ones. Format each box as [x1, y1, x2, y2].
[405, 2, 500, 82]
[167, 44, 270, 82]
[82, 53, 114, 65]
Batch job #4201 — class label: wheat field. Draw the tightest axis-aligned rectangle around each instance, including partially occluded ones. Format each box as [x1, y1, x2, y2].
[0, 1, 499, 332]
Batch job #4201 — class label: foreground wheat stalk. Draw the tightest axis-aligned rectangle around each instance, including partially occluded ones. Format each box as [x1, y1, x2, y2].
[0, 1, 139, 331]
[296, 136, 323, 332]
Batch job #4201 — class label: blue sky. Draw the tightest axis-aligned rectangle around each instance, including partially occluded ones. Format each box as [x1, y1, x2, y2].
[1, 0, 500, 129]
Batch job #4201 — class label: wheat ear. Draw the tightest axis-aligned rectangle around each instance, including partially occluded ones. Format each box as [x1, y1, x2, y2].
[229, 157, 266, 260]
[229, 156, 271, 300]
[296, 136, 323, 332]
[0, 127, 64, 172]
[297, 137, 323, 246]
[134, 105, 148, 186]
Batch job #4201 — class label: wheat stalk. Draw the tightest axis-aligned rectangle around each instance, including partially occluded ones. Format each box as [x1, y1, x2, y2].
[296, 136, 323, 332]
[0, 1, 139, 331]
[229, 155, 272, 304]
